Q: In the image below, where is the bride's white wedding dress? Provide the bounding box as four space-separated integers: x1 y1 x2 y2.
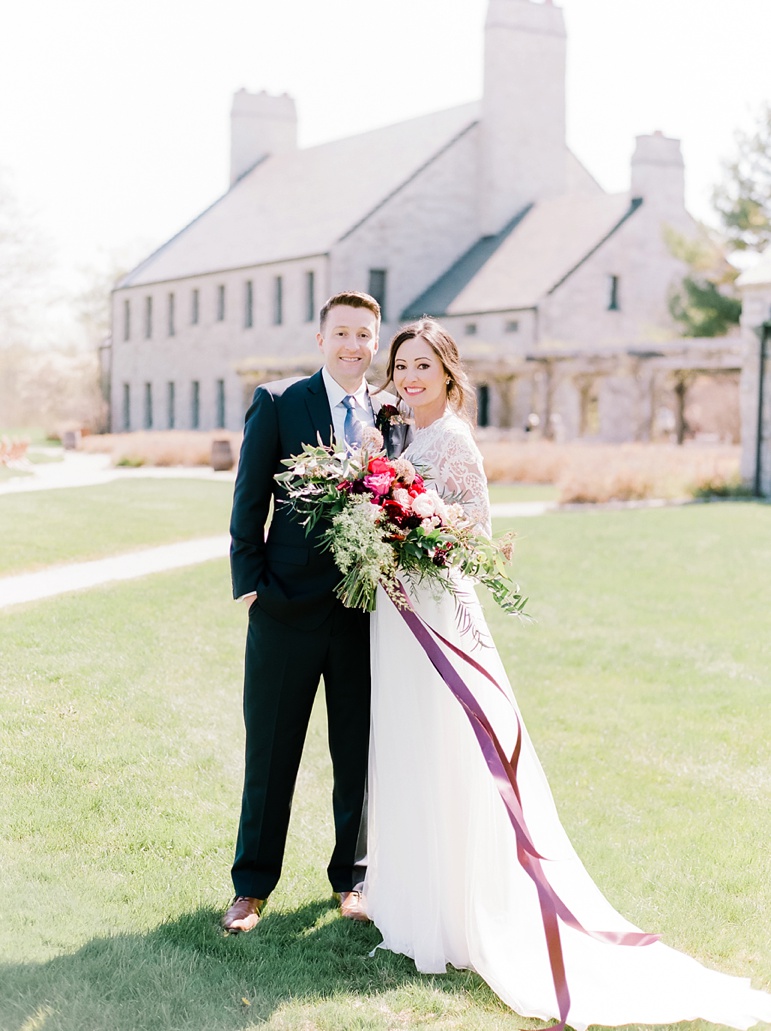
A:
363 409 771 1030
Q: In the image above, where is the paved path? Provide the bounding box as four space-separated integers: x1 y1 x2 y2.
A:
1 451 554 610
0 536 232 610
0 450 234 495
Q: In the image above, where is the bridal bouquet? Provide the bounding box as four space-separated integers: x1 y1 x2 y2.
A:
275 426 527 616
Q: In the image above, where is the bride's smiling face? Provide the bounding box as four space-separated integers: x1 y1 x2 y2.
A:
392 336 448 425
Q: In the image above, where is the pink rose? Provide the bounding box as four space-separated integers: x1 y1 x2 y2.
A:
364 471 393 496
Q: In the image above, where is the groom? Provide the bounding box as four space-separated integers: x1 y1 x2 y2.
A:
224 290 407 932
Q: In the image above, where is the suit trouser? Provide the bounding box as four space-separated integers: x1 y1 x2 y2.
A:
231 597 371 900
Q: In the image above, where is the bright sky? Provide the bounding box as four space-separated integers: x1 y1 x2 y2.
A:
2 0 770 341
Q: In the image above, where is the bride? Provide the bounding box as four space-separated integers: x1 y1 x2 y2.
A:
362 318 771 1031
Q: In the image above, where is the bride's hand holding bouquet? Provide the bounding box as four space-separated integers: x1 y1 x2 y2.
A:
275 425 528 617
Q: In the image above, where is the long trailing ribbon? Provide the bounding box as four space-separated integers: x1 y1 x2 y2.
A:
392 581 659 1031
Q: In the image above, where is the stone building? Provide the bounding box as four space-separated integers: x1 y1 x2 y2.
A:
737 247 771 495
110 0 723 439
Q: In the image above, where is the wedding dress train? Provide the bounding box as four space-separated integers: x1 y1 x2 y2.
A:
363 411 771 1030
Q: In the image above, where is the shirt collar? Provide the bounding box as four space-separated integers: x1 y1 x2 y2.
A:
321 366 371 409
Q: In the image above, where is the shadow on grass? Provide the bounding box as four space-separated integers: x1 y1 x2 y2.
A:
1 900 497 1031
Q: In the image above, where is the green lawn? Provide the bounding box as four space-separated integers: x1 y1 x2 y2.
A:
0 502 769 1030
0 426 61 447
488 483 559 504
0 465 33 483
27 449 65 465
0 479 234 576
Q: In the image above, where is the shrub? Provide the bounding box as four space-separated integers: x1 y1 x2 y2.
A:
0 435 29 466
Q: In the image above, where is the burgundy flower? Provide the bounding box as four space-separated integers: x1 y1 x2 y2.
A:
375 404 406 432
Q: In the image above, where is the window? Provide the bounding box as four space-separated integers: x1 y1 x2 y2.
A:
217 284 226 322
465 322 477 336
244 280 253 328
191 381 200 429
368 269 387 319
167 381 176 429
477 384 490 427
167 293 175 336
144 296 153 338
122 383 131 431
216 379 226 429
505 319 519 333
123 299 130 341
191 288 200 325
273 275 283 325
305 270 315 322
143 382 153 429
608 275 620 311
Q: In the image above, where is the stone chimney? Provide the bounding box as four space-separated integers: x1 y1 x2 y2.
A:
479 0 567 236
630 131 685 210
230 89 298 186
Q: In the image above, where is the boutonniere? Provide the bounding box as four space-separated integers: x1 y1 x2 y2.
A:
375 404 407 434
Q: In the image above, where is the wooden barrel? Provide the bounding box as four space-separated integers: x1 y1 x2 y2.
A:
211 438 234 471
62 429 81 450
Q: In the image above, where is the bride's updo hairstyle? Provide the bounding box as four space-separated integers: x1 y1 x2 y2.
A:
383 318 476 423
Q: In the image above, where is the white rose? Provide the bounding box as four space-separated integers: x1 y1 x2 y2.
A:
432 495 449 521
411 493 438 518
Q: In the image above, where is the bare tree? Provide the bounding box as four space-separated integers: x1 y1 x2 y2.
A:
713 103 771 254
0 172 50 347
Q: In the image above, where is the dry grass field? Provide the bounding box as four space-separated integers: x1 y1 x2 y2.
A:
79 430 744 504
479 438 742 503
80 429 243 468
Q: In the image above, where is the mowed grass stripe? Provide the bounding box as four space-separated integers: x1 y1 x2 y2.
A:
0 478 234 577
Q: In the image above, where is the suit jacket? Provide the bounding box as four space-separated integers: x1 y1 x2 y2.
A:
230 370 408 629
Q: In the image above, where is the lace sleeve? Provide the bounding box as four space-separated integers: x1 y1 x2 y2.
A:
408 416 492 536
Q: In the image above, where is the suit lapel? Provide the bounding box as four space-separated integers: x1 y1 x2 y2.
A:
369 385 383 417
304 370 335 446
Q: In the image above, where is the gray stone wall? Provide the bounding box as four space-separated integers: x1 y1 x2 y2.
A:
111 254 330 432
331 125 481 333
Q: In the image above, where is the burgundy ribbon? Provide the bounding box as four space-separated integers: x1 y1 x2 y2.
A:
391 582 659 1031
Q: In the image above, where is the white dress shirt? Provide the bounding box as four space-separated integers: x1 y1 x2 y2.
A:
322 367 375 445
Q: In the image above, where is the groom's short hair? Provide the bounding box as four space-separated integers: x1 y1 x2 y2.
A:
319 291 381 332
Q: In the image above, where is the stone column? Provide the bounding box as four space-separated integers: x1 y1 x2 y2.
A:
737 248 771 495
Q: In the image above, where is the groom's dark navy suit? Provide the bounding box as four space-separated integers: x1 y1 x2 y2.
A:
229 369 406 900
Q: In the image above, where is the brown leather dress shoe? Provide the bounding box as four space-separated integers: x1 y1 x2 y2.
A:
222 896 267 933
334 889 370 923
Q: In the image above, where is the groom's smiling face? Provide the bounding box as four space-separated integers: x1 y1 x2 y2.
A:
317 305 380 391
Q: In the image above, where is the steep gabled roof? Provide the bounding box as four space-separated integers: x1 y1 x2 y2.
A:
402 192 643 317
402 205 533 319
119 103 480 288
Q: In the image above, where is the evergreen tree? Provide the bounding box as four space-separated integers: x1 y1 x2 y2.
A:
665 226 741 338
